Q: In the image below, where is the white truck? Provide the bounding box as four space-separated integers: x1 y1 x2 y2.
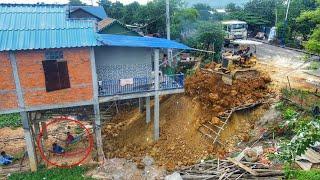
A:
222 20 248 46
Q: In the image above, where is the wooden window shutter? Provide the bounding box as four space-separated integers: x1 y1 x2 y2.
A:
42 60 61 92
57 61 71 89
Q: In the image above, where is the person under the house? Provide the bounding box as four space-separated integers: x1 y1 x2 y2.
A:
66 132 75 145
65 132 81 146
0 151 13 165
52 143 65 154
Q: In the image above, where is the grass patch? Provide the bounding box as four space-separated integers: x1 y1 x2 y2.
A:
0 113 21 128
8 166 93 180
309 61 320 70
286 169 320 180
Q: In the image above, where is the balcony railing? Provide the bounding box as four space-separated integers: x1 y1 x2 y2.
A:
98 74 184 97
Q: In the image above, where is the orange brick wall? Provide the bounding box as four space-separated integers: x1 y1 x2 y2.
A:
0 52 18 111
15 48 94 108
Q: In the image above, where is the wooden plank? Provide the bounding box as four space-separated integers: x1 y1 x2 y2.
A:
227 157 258 176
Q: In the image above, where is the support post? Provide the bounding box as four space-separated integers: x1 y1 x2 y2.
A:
9 52 37 171
34 121 40 136
90 48 105 162
41 122 48 140
139 98 144 113
154 49 160 141
146 96 151 124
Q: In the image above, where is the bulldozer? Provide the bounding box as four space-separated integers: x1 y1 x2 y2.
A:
204 40 262 85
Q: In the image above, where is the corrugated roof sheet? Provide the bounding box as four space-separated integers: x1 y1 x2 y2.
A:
98 17 116 31
0 4 98 51
71 6 107 20
97 34 191 50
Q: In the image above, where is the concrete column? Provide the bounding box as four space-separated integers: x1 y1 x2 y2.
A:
21 112 37 171
9 52 37 171
154 49 160 140
90 48 105 161
139 98 144 113
146 96 151 124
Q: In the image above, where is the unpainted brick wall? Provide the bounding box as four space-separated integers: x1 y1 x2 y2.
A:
15 48 94 108
0 52 18 111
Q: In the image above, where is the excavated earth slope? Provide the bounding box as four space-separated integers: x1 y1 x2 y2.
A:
103 63 272 170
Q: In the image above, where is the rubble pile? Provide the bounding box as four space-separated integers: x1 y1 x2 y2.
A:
102 63 272 170
185 63 272 115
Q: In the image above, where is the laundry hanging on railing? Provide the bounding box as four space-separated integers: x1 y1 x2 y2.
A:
120 78 134 86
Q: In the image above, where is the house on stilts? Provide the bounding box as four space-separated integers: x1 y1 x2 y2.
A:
0 3 191 171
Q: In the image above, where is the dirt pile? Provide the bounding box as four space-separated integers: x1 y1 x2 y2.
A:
185 63 272 115
102 63 272 170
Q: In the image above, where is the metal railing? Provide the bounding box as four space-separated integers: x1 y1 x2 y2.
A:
98 74 184 97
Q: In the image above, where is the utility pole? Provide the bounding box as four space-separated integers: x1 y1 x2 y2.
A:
285 0 291 21
275 8 278 25
166 0 173 66
282 0 291 46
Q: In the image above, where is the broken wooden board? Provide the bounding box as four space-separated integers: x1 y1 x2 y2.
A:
296 148 320 170
227 157 258 176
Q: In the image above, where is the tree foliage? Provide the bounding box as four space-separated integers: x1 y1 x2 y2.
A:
171 8 199 39
68 0 85 6
297 0 320 53
100 0 183 35
187 22 225 61
192 3 211 21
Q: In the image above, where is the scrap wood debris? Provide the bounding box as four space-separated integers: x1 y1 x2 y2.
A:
179 158 284 180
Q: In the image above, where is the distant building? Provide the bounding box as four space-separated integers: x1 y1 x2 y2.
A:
98 18 141 36
215 9 226 13
69 6 107 21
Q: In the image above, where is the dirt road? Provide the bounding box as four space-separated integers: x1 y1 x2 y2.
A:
255 43 319 90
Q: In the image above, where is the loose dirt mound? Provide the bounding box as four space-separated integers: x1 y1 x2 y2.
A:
103 63 272 170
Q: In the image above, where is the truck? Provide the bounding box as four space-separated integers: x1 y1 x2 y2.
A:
222 20 248 47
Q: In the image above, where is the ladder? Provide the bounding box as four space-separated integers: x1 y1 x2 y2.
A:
198 101 263 145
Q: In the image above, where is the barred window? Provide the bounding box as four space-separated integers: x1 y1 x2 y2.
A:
45 50 63 60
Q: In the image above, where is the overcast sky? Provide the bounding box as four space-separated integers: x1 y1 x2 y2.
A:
0 0 151 5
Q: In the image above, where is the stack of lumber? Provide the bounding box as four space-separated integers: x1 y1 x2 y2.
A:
179 158 283 180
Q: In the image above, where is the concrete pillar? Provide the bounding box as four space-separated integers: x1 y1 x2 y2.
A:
9 52 37 171
93 103 104 161
90 48 105 161
146 96 151 124
154 49 160 140
21 112 38 171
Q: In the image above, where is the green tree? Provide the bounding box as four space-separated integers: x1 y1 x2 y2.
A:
244 0 282 26
297 0 320 53
225 3 241 12
187 22 225 61
193 3 212 21
68 0 85 5
123 2 142 25
171 8 199 39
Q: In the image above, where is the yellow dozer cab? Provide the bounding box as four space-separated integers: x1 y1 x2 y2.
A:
219 40 262 85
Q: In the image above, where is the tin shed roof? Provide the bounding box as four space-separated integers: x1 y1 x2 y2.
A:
0 4 98 51
71 6 107 20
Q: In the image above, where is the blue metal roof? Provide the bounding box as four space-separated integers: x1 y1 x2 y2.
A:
71 6 107 20
0 4 98 51
97 34 191 50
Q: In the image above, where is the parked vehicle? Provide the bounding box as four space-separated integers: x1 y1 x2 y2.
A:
222 20 248 47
